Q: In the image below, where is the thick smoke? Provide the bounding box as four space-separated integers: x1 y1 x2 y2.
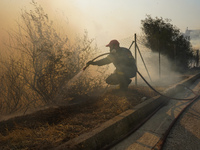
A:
131 46 182 87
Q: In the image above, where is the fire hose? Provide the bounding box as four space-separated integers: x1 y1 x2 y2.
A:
83 53 199 100
83 53 110 71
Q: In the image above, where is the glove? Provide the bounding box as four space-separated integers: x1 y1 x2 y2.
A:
86 61 95 66
83 61 95 71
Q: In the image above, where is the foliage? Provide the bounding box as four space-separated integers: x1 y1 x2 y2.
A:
0 1 105 114
141 15 194 71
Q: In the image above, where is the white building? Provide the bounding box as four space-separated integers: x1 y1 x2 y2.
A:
184 27 200 41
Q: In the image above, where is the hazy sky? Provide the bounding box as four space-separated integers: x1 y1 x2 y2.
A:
0 0 200 46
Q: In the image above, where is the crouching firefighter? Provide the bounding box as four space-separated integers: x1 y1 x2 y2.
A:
87 39 137 91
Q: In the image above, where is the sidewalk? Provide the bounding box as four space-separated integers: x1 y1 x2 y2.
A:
111 79 200 150
163 79 200 150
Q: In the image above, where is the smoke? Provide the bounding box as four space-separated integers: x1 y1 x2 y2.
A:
0 1 83 48
135 49 182 87
191 39 200 50
0 1 99 116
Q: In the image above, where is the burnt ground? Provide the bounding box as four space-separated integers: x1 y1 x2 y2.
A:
0 72 197 150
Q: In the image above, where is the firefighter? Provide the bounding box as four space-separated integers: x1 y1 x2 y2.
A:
87 39 137 91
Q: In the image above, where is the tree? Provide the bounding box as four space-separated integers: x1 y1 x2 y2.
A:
0 0 104 114
141 15 194 71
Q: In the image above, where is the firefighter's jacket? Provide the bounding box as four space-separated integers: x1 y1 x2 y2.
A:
93 47 137 78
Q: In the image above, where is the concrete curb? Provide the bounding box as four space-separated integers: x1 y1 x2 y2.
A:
55 73 200 150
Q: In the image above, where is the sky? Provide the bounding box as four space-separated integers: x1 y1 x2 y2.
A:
0 0 200 46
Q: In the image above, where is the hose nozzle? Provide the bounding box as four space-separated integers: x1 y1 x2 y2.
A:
83 64 90 71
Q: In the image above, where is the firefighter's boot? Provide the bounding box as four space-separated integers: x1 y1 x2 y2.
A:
119 79 132 91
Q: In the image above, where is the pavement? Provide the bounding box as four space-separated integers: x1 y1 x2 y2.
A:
111 78 200 150
162 79 200 150
55 73 200 150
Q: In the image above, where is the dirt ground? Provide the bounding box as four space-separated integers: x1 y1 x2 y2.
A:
0 73 194 149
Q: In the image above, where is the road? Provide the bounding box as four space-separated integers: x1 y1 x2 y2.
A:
163 80 200 150
110 79 200 150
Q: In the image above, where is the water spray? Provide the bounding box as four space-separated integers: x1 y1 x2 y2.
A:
83 53 199 100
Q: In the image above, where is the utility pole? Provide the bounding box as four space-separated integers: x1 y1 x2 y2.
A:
135 33 137 85
158 40 161 79
196 50 199 67
174 44 177 69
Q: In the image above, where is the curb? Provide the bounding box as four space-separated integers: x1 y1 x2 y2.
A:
55 73 200 150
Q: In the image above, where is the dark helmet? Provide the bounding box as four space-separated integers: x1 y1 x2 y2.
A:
106 40 120 47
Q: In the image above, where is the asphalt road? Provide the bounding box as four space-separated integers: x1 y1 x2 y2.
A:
111 79 200 150
163 80 200 150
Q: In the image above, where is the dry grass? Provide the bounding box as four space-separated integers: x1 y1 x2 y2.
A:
0 85 164 150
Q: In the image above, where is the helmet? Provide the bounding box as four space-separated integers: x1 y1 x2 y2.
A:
106 40 120 47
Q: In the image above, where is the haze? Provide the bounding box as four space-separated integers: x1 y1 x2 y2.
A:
0 0 200 46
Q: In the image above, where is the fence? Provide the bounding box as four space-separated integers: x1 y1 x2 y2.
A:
96 34 152 85
96 33 200 86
